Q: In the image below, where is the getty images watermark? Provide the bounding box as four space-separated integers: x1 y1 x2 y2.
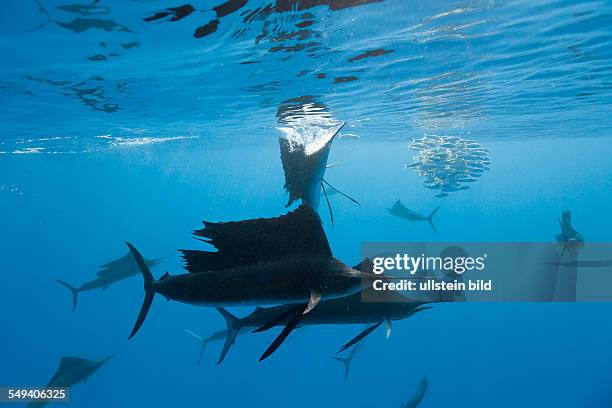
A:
360 242 612 302
370 251 489 293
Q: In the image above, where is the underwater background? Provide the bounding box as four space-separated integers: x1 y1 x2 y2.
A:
1 0 612 407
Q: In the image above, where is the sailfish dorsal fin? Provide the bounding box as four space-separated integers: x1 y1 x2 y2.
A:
181 204 332 273
97 252 132 277
57 357 87 372
279 137 334 207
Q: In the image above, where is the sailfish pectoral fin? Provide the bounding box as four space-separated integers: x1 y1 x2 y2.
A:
303 290 321 314
259 304 307 362
384 316 392 339
218 328 239 365
337 322 382 354
252 304 304 333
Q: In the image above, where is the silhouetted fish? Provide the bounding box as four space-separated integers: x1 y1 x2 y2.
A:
387 200 440 234
553 210 584 301
402 377 428 408
275 0 384 12
555 210 584 247
27 354 115 408
331 334 365 380
279 122 359 225
195 283 430 364
143 4 196 23
54 251 163 310
127 205 378 339
279 122 344 209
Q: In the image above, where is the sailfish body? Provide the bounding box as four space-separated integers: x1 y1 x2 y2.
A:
192 287 430 364
230 289 426 327
388 200 440 234
127 204 369 338
402 377 428 408
154 255 356 306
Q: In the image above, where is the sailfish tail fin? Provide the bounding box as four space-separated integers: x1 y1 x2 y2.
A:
427 205 441 235
184 329 207 366
331 356 352 380
125 242 156 339
216 308 243 365
53 279 79 311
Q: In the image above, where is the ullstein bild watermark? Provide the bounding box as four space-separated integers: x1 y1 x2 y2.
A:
359 242 612 303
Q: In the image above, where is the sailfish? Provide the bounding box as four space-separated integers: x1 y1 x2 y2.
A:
186 289 430 365
186 260 431 365
27 354 115 408
279 122 359 225
388 200 440 234
402 377 429 408
126 205 386 344
54 251 163 310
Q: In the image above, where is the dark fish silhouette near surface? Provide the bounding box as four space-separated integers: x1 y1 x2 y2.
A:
388 200 440 234
279 122 342 210
27 354 115 408
127 204 380 341
402 377 428 408
280 122 359 225
54 251 163 310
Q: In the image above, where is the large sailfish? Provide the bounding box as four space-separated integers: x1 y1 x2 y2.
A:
126 205 383 341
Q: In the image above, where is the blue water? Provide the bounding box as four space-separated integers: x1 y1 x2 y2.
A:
1 0 612 407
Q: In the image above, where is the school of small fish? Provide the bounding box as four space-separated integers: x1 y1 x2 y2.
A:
406 135 491 198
